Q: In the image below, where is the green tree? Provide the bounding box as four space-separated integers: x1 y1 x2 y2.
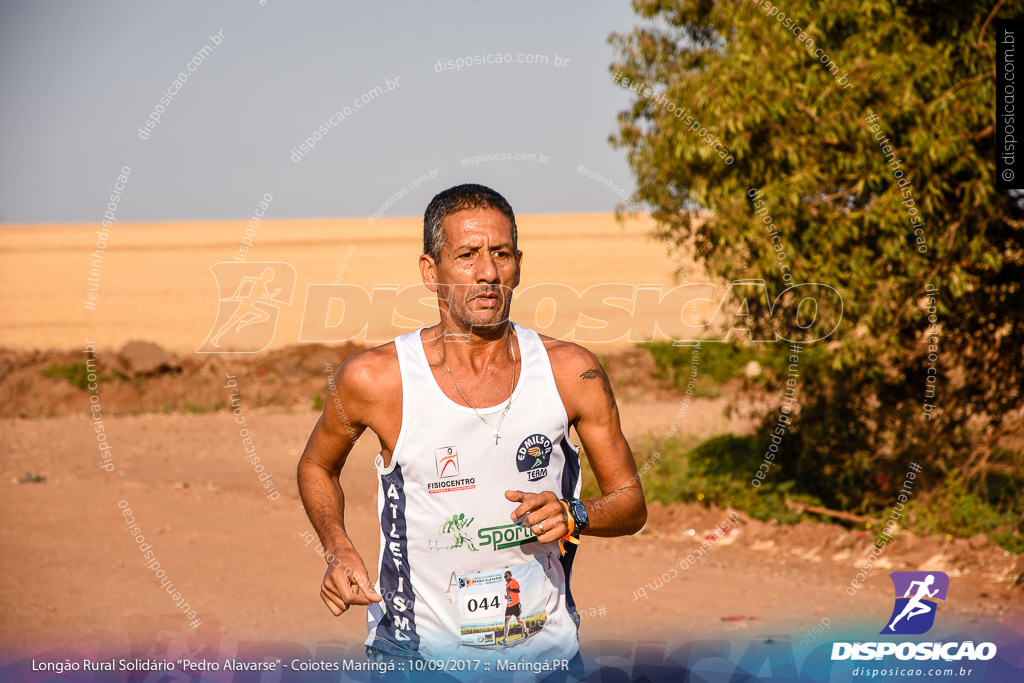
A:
610 0 1023 520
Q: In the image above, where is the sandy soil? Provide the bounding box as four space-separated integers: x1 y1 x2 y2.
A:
1 407 1020 662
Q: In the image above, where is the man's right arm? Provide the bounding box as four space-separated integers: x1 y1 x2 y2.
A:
296 349 388 615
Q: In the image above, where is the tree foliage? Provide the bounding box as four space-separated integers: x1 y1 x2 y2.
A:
610 0 1024 518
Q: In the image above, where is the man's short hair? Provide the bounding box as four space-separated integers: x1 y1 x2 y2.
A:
423 184 517 261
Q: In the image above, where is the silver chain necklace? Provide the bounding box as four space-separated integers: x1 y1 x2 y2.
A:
434 330 518 445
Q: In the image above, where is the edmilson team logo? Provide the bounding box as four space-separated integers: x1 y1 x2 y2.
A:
880 571 949 635
516 434 552 482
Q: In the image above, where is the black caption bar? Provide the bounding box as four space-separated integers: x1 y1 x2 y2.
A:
997 19 1024 189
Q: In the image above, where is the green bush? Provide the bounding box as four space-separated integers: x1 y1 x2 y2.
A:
612 0 1024 558
179 399 226 415
44 362 92 391
646 340 752 390
671 434 822 523
645 339 822 394
907 468 1024 555
44 361 127 390
581 431 1023 553
582 433 823 524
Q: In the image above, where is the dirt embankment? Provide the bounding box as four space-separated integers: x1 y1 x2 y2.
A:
0 341 681 419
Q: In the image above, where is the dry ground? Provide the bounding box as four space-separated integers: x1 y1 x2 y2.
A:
1 217 1021 666
1 407 1020 660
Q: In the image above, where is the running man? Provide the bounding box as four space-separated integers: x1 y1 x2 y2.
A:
888 574 939 631
297 184 647 672
501 570 527 646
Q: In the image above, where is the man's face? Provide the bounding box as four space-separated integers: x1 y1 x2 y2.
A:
420 207 522 334
504 573 511 583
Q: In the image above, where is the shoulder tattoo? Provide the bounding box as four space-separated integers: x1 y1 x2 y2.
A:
579 367 615 402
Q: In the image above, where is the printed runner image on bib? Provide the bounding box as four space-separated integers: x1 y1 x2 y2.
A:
455 559 549 648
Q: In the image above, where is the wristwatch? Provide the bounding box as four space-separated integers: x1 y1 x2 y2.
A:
567 498 589 532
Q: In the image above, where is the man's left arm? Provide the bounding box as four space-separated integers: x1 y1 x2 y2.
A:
507 343 647 541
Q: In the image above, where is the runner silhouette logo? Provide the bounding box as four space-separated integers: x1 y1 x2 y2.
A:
880 571 949 635
196 262 296 353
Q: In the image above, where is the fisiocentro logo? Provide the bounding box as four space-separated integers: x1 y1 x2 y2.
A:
831 571 997 662
477 523 537 550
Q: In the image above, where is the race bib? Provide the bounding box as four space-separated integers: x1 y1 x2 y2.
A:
455 559 549 648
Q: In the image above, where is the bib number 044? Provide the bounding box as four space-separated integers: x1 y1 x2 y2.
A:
461 591 502 621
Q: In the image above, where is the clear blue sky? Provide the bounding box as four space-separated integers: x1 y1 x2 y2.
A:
0 0 644 224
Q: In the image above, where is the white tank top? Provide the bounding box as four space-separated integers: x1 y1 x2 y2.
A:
365 322 582 663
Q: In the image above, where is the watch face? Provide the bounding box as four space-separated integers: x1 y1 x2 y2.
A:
571 500 588 529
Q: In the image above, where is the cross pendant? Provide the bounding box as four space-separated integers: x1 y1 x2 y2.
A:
494 433 501 445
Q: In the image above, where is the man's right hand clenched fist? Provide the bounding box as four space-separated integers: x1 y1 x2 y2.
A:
320 549 382 615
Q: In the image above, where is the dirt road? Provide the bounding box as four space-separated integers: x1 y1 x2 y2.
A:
2 408 1019 663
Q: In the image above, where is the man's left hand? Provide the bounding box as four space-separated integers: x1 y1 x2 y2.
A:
506 490 569 543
